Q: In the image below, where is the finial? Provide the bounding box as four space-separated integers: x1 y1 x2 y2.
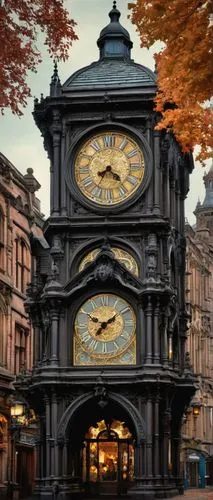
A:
109 0 120 22
51 60 59 84
50 60 61 97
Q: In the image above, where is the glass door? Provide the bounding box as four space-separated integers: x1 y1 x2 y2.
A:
98 441 118 482
83 419 135 495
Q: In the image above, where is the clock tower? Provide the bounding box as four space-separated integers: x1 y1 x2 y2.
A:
23 3 196 499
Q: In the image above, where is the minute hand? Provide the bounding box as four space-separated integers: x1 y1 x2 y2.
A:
105 312 119 325
95 313 119 335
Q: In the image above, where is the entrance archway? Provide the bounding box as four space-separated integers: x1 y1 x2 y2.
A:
57 391 146 496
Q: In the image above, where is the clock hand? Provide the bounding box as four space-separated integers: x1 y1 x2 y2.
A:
95 312 119 335
105 312 119 325
97 170 106 178
97 169 107 185
95 325 104 336
111 171 121 181
87 313 99 323
95 320 108 336
97 165 112 180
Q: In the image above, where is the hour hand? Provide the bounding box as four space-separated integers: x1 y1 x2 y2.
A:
96 326 103 336
97 170 106 178
112 172 120 181
87 313 99 323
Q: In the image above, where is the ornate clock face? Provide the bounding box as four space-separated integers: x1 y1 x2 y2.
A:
79 247 139 276
74 131 145 206
74 293 136 366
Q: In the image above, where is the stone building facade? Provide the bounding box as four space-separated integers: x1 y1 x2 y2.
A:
0 153 43 497
181 164 213 488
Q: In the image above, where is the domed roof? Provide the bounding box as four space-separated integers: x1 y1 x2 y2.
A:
63 59 156 91
62 2 156 92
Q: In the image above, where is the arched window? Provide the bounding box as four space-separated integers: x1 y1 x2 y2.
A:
0 305 6 367
15 238 30 293
15 324 29 374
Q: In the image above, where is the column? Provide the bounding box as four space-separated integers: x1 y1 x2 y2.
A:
153 396 160 478
162 315 168 365
35 438 41 480
62 439 68 478
165 165 170 218
153 131 161 215
145 297 152 364
50 310 59 365
170 179 175 226
162 408 170 477
61 124 67 216
52 393 58 477
153 300 160 364
52 131 61 216
45 396 51 478
146 396 153 479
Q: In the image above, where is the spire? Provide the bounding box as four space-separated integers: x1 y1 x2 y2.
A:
97 1 133 60
202 161 213 208
50 61 61 97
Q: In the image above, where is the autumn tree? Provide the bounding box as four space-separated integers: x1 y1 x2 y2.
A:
128 0 213 163
0 0 77 115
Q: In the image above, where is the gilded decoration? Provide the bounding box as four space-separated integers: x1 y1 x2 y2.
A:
74 293 136 366
79 247 139 276
74 132 145 206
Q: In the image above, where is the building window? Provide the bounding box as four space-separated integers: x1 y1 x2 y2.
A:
15 238 30 293
0 208 4 271
15 325 28 375
0 311 3 365
0 309 7 367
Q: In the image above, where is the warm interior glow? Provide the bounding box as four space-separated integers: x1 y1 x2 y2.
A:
0 414 7 423
193 406 200 416
10 402 24 417
86 419 132 439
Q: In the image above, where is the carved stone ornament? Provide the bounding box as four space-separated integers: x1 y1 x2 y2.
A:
94 260 114 282
184 351 193 371
94 378 108 408
94 245 115 282
50 235 64 258
146 254 157 279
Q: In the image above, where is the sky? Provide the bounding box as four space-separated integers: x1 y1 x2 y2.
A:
0 0 208 224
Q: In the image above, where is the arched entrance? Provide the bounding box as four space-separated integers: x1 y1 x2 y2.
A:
83 419 134 495
57 390 146 497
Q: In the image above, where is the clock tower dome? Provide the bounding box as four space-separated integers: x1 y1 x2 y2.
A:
23 3 196 499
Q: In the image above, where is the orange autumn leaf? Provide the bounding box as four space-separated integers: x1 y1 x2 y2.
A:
128 0 213 163
0 0 78 116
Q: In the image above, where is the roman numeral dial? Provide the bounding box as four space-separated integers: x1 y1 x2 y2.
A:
74 131 145 206
74 293 136 366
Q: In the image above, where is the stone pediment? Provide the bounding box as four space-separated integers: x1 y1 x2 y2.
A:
64 245 143 299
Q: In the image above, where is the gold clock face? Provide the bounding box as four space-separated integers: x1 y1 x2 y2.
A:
74 293 136 366
74 132 145 206
79 247 139 276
